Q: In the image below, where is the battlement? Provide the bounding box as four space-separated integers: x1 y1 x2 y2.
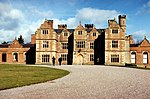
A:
119 15 126 18
58 24 67 29
85 24 94 29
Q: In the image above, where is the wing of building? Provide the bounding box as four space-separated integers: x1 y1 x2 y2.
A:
0 15 150 67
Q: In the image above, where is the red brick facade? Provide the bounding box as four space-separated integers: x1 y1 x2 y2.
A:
0 39 35 64
130 37 150 67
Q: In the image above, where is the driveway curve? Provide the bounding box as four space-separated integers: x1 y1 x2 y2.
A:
1 65 150 99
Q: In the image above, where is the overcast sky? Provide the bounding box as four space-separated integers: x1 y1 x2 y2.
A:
0 0 150 43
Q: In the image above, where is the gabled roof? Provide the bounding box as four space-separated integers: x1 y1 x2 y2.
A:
139 37 150 47
54 29 63 34
9 39 23 48
130 37 150 47
0 39 34 48
68 29 75 33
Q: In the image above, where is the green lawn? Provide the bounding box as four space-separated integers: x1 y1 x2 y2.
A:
0 64 69 90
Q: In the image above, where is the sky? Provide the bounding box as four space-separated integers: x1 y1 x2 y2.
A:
0 0 150 43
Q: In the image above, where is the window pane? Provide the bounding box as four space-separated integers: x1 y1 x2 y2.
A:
112 30 118 34
76 41 85 48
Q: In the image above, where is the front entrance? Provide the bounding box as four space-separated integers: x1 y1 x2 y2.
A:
76 54 83 65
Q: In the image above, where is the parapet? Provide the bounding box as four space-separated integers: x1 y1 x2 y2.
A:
85 24 94 29
119 15 126 19
58 24 67 29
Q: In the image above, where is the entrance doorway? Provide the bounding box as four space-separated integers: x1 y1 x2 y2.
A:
77 54 83 65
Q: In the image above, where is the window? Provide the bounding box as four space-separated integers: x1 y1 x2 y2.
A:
61 54 67 61
78 31 82 35
76 41 85 48
112 29 118 34
13 53 18 62
62 43 68 49
2 53 6 62
112 41 118 48
93 32 96 36
43 41 49 48
90 42 94 49
143 52 148 64
42 55 50 63
131 52 136 64
111 55 119 62
90 54 94 61
64 32 68 36
43 30 48 34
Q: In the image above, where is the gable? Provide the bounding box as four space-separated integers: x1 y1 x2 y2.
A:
9 39 23 48
75 24 85 30
139 39 150 47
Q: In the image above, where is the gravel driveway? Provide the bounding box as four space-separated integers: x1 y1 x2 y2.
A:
1 65 150 99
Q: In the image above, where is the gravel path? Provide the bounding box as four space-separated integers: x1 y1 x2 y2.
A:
1 65 150 99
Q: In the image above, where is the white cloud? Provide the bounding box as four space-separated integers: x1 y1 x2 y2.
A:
76 8 121 27
52 8 121 29
0 2 44 43
132 30 150 42
0 2 24 30
0 3 121 43
28 7 54 19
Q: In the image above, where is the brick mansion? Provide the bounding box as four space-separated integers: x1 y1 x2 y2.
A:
0 15 150 67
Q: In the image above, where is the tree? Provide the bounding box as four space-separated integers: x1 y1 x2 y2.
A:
18 35 24 44
1 41 8 44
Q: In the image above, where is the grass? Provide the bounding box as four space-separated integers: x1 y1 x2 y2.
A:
0 64 69 90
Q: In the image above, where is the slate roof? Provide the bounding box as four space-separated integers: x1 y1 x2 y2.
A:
0 44 9 48
23 44 35 48
0 44 35 48
130 44 139 47
54 28 105 34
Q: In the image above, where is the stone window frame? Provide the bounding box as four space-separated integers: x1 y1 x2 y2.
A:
43 41 49 48
111 54 119 62
42 29 49 34
90 42 94 49
61 54 67 61
93 32 96 36
64 32 68 36
112 40 118 48
112 29 118 34
42 54 50 63
90 54 94 61
76 41 85 48
78 31 82 35
62 43 68 49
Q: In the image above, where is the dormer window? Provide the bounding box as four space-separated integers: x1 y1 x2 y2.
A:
112 29 118 34
78 31 82 35
64 32 68 36
43 30 48 34
93 32 96 36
